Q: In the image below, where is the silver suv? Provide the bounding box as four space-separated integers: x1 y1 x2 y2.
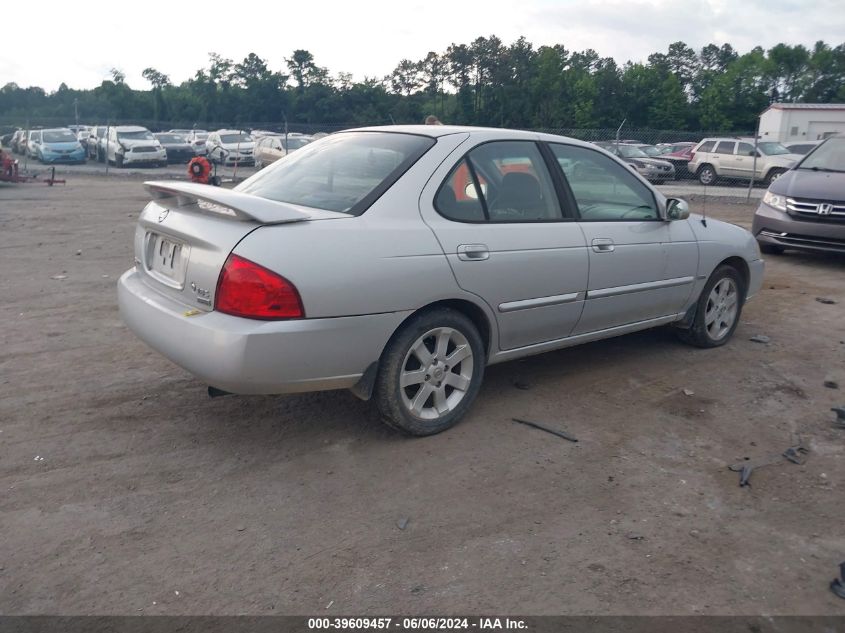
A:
689 138 801 185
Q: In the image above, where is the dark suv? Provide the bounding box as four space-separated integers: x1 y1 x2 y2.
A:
752 136 845 255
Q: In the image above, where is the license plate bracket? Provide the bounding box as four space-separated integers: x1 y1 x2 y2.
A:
144 232 190 288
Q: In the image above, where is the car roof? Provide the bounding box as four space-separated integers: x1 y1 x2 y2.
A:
114 126 149 132
345 124 603 150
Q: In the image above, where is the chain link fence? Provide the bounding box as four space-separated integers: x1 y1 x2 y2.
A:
4 118 786 189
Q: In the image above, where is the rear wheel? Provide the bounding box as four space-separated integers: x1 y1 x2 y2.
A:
677 265 745 348
698 164 717 185
374 309 485 436
766 168 786 185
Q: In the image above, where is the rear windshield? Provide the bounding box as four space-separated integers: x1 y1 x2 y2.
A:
237 132 435 215
638 145 661 156
43 130 77 143
155 134 186 143
220 133 252 144
118 130 154 141
616 145 649 159
797 138 845 172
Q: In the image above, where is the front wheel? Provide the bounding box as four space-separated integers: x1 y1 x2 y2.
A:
374 309 485 436
115 154 124 168
677 265 745 348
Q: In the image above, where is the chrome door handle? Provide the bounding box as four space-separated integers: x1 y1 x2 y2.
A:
591 238 615 253
457 244 490 261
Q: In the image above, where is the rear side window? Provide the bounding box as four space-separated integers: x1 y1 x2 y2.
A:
435 141 562 223
237 132 434 215
697 140 716 153
714 141 736 155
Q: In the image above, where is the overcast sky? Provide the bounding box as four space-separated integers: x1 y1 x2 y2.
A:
2 0 843 91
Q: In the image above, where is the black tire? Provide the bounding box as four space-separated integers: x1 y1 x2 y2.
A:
697 164 717 186
374 308 486 436
115 154 124 168
766 168 786 185
759 242 784 255
677 264 746 348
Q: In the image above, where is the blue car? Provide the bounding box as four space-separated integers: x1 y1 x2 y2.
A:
37 128 86 164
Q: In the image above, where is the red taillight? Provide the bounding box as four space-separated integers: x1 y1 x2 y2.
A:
215 254 304 320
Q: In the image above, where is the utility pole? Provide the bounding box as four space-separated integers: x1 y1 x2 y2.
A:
74 99 79 130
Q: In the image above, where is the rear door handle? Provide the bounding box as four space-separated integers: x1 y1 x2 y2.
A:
591 238 615 253
457 244 489 261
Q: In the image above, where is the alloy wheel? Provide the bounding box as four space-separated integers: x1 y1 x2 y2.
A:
399 327 474 420
704 278 738 341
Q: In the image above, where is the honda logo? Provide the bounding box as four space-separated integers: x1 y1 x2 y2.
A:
818 203 833 216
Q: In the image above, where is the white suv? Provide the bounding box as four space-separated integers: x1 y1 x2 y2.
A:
688 138 801 186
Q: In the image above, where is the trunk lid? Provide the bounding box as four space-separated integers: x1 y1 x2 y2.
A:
134 181 348 311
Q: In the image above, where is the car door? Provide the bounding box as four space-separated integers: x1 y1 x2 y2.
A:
419 137 589 351
711 140 739 177
548 142 698 334
731 141 756 179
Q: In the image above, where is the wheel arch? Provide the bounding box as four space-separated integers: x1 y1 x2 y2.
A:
716 255 750 295
350 297 495 401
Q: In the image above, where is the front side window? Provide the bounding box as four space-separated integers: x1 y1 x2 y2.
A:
550 143 659 221
237 132 435 215
737 142 755 155
435 141 562 223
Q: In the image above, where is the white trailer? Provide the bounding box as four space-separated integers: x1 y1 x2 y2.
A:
759 103 845 144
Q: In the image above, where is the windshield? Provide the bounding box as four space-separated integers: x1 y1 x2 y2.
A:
118 130 154 141
220 133 253 144
757 142 790 156
43 130 77 143
192 133 208 141
616 145 649 159
155 134 186 144
237 132 435 214
638 145 661 156
798 138 845 171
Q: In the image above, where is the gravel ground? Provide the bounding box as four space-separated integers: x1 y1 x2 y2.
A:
0 177 843 615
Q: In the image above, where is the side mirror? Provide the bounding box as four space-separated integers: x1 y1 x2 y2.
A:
665 198 690 221
747 150 755 156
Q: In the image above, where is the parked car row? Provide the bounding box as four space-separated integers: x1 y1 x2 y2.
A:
3 125 314 168
596 138 805 186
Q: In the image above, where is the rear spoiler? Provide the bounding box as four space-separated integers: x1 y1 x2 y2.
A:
144 181 312 225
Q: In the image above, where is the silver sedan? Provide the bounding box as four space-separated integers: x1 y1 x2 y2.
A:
119 126 764 435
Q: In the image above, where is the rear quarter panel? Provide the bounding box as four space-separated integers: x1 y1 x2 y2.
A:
232 132 494 321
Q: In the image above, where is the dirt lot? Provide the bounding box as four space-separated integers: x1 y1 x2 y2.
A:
1 176 844 615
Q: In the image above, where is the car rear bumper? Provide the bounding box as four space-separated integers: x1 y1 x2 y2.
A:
118 269 410 395
752 202 845 254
